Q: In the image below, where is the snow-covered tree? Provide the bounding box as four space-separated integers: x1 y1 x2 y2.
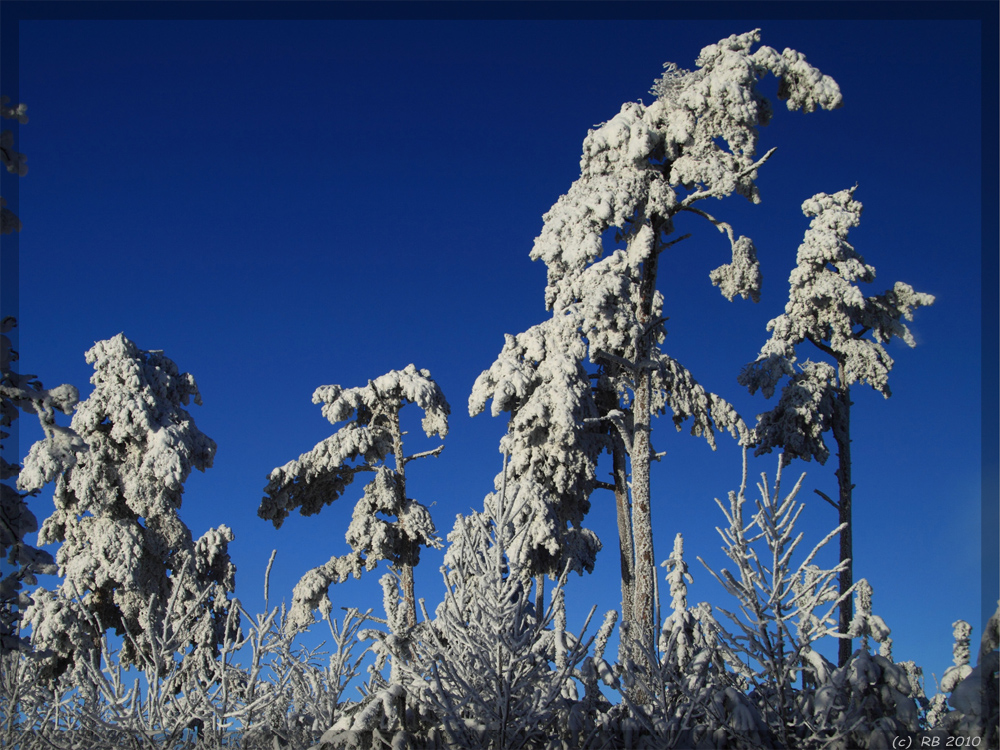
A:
0 317 81 653
18 333 236 682
738 187 934 666
261 365 449 630
469 317 603 593
478 29 843 663
0 96 27 235
698 452 856 747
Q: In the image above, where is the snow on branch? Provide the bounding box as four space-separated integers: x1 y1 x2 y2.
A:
260 424 386 528
314 364 450 440
650 351 750 449
745 360 838 463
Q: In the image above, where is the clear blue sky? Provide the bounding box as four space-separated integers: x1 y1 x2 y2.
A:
4 6 995 690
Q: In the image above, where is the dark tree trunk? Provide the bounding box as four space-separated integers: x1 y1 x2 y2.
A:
594 373 636 661
388 407 418 630
832 370 854 668
613 436 634 660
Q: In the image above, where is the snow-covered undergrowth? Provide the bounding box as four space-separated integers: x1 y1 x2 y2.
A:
2 455 996 749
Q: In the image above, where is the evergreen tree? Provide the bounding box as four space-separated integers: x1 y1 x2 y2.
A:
390 455 617 750
738 187 934 666
477 29 843 663
698 452 852 747
469 317 603 586
261 365 449 630
19 334 236 682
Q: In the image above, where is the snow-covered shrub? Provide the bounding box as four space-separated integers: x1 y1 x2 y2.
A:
18 334 235 684
261 365 449 631
0 317 81 653
925 604 1000 747
1 551 372 749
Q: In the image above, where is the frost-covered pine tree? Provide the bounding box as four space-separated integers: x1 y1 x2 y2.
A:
469 317 603 596
18 334 236 681
0 317 82 653
480 30 843 661
738 187 934 666
261 365 449 630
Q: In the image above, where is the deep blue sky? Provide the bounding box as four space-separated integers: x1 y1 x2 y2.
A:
5 8 994 689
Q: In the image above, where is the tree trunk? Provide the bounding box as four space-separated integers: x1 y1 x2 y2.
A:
388 406 418 630
630 221 662 655
631 368 655 651
535 575 545 627
594 374 635 661
613 438 634 651
400 564 416 630
833 372 854 667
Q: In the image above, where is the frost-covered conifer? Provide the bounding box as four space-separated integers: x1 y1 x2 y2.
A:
698 452 852 747
19 334 235 681
612 532 773 749
469 317 602 583
261 365 449 630
0 317 81 653
739 187 934 665
478 30 843 662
